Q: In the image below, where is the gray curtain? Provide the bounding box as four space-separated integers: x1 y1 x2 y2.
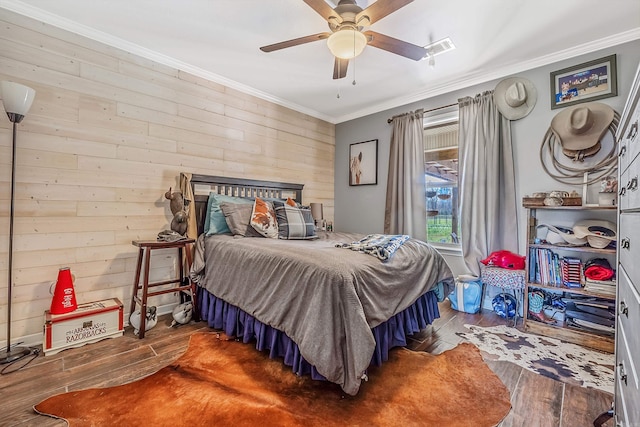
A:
458 91 517 277
384 109 426 240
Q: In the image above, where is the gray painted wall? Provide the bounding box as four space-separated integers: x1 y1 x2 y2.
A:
335 40 640 279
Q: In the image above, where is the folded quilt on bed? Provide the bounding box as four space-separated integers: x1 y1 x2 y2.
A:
336 233 410 261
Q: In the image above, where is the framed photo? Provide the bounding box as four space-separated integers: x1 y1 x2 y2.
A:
349 139 377 186
550 54 617 109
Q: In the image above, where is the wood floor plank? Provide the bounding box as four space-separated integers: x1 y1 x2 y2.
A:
0 304 618 427
68 350 181 390
561 383 614 427
484 360 524 394
505 368 564 427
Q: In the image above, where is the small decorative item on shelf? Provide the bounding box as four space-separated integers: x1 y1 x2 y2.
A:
598 176 618 206
543 195 564 207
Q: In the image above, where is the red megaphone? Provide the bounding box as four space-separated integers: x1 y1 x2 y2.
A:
50 267 78 314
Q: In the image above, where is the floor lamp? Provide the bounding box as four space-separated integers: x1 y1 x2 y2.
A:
1 81 36 364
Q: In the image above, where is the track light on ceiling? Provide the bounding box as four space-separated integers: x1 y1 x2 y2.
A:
421 37 456 69
327 27 367 59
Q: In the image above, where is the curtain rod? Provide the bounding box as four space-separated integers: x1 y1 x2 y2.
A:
387 102 458 123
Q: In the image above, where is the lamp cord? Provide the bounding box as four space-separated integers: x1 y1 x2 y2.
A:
1 348 39 375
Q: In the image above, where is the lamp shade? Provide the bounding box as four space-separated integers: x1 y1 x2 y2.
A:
310 203 324 221
327 29 367 59
1 81 36 116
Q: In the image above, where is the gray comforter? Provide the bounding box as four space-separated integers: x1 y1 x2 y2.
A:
196 231 453 395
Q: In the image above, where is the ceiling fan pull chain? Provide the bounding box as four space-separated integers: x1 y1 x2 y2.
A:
337 59 342 98
352 58 357 86
352 30 357 86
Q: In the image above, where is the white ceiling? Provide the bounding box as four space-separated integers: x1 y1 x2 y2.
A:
3 0 640 123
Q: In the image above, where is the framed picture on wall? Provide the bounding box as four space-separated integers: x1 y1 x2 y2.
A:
349 139 377 186
550 54 617 109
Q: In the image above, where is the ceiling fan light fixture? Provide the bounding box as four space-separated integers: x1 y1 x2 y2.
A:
327 28 367 59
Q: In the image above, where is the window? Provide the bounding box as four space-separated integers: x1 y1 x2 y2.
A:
424 111 460 246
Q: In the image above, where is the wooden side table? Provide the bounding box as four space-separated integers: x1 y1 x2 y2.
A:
130 239 196 338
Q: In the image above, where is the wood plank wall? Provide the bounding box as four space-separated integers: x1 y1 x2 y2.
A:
0 10 335 342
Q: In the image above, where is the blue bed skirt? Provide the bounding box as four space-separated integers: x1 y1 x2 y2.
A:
197 286 441 381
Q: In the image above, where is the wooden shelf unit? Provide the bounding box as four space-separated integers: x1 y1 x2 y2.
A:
523 205 616 352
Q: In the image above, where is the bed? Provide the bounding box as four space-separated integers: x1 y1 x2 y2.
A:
187 174 454 395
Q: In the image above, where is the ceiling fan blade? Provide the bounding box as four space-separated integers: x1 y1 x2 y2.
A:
365 30 427 61
357 0 413 26
333 57 349 79
260 32 331 52
303 0 342 23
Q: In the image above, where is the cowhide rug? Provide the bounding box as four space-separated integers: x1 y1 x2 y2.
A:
456 324 614 394
34 332 511 426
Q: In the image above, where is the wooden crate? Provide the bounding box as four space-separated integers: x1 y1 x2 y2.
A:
522 197 582 207
43 298 124 356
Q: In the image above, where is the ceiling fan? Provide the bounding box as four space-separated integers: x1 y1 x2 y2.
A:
259 0 428 80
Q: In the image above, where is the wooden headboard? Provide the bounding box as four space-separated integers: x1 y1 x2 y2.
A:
189 174 305 235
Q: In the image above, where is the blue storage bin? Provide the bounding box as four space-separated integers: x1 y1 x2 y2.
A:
448 279 483 314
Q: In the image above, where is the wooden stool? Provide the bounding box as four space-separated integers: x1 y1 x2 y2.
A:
130 239 196 338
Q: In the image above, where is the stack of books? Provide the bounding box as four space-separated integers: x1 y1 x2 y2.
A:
584 278 617 297
561 257 583 288
528 248 562 286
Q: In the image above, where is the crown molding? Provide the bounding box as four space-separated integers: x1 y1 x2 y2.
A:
3 0 639 125
0 0 337 123
335 27 640 123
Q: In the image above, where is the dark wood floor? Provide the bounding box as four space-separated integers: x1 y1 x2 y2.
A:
1 302 614 426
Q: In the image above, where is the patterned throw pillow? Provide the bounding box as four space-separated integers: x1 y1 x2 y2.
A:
250 197 278 238
272 200 317 240
218 202 263 237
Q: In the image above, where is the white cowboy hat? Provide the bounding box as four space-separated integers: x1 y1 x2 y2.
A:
550 102 615 151
494 77 537 120
572 219 616 249
537 224 586 246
